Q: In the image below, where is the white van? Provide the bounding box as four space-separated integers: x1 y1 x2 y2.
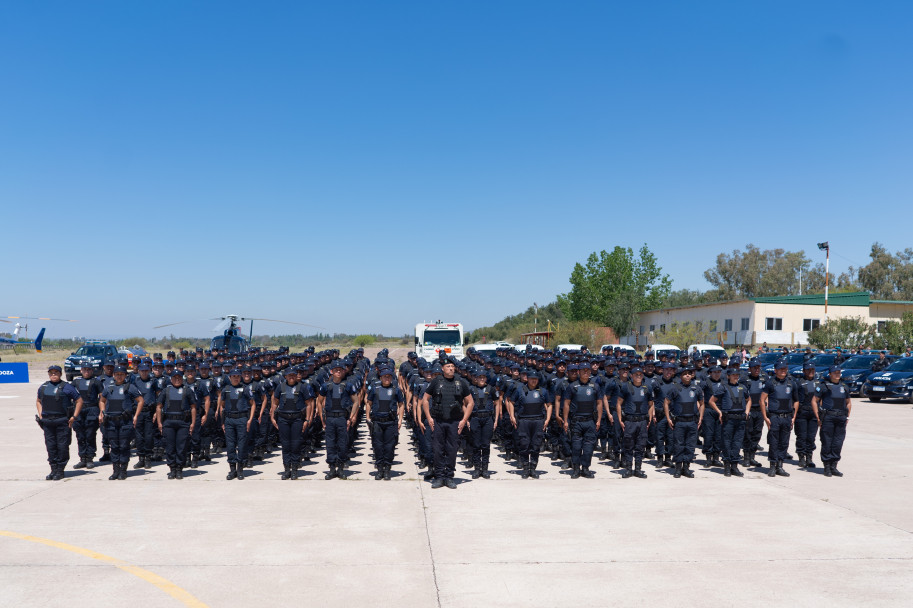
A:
556 344 585 352
688 344 728 365
602 344 636 356
650 343 682 359
471 344 500 357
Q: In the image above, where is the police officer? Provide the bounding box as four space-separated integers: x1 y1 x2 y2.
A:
740 358 767 467
761 361 798 477
708 368 750 477
317 360 358 480
468 369 500 479
70 364 101 469
132 363 156 470
815 365 851 477
155 371 196 479
616 367 653 479
701 366 725 467
420 358 473 489
795 362 820 469
508 371 552 479
36 365 83 480
219 369 256 480
664 366 703 479
98 366 144 480
654 362 678 468
562 364 606 479
365 368 405 481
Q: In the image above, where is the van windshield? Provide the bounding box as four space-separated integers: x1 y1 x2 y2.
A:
423 329 461 346
75 346 107 357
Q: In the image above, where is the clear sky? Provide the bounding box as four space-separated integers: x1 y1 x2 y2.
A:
1 1 910 339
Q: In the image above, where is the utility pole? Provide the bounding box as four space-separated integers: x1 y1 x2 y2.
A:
534 302 538 334
817 242 830 317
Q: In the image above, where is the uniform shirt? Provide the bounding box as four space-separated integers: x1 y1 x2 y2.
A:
562 379 603 418
367 381 404 419
101 382 143 416
469 384 499 415
221 384 255 414
319 379 358 414
132 376 156 410
617 381 653 416
762 376 798 414
797 378 818 412
510 384 552 418
424 375 472 421
718 382 749 412
70 376 102 407
816 380 849 414
703 377 726 408
157 385 196 416
668 383 703 417
37 380 81 417
740 372 768 408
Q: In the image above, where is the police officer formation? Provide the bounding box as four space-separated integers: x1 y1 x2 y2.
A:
35 343 853 485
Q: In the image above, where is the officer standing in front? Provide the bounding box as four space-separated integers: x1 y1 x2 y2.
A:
795 362 820 469
98 366 144 480
761 361 798 477
508 371 552 479
132 364 156 470
70 365 101 470
562 364 605 479
664 366 703 479
155 371 196 479
468 369 500 479
740 358 767 467
420 358 473 489
708 368 750 477
36 365 83 480
815 365 851 477
317 360 358 480
365 368 405 481
616 367 653 479
219 369 257 480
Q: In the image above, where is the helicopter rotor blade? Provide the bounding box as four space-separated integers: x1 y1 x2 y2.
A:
152 319 212 329
241 318 325 330
2 315 78 322
213 319 232 333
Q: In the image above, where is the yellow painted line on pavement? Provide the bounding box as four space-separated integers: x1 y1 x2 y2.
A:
0 530 209 608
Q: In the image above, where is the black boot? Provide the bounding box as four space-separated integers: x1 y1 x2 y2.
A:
622 462 633 479
824 462 832 477
731 462 744 477
767 462 777 477
383 465 391 481
830 463 843 477
118 463 127 480
204 448 212 461
167 466 176 480
571 464 581 479
749 451 762 466
776 460 790 477
741 453 750 466
100 448 111 462
806 455 816 469
655 456 666 468
46 466 56 480
481 466 491 479
282 464 292 480
175 466 183 480
521 464 530 479
471 466 481 480
73 457 86 469
674 462 682 478
190 454 199 469
227 463 237 480
664 455 674 467
633 461 647 479
582 466 595 478
683 463 694 478
724 462 732 477
52 465 65 480
85 457 95 469
336 464 348 480
133 457 145 470
108 464 119 481
797 454 806 468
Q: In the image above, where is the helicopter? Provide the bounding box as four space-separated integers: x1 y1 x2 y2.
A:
0 315 77 355
153 314 323 353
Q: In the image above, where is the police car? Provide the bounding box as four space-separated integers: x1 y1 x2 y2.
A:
861 357 913 403
837 354 899 396
789 353 839 380
64 340 118 381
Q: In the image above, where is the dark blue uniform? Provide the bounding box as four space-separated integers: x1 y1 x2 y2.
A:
70 376 102 465
425 375 472 484
717 381 748 468
37 380 81 476
319 379 357 472
563 379 603 476
221 384 254 470
468 383 499 475
795 377 820 466
817 379 850 475
740 371 767 465
510 383 552 476
156 384 195 473
100 381 143 471
618 381 653 475
702 376 725 462
667 382 703 475
654 377 678 465
132 374 157 466
274 379 312 477
366 381 404 474
763 375 798 471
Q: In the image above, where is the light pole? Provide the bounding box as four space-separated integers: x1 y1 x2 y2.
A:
817 242 830 317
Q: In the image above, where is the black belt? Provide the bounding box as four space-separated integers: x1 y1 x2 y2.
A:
225 411 249 419
278 411 303 420
373 416 395 422
164 412 190 421
325 411 347 418
772 412 792 418
42 414 67 420
624 415 648 422
724 412 746 420
824 409 847 416
471 412 493 418
675 415 697 422
573 414 594 420
519 415 545 419
750 405 761 410
106 413 131 422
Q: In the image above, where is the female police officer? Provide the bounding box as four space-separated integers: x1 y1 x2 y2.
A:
36 365 83 480
365 368 405 481
219 369 256 480
98 365 144 480
508 371 552 479
155 370 197 479
271 368 314 480
814 365 852 477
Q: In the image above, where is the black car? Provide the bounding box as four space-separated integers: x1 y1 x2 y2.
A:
838 354 899 396
861 357 913 403
64 341 118 381
789 353 839 380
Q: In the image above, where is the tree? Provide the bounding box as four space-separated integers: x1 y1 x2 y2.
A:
663 288 721 308
352 335 376 348
806 316 876 350
703 244 858 299
652 321 713 351
558 245 671 337
873 312 913 353
857 243 913 300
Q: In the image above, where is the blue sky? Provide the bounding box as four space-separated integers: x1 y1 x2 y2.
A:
1 2 910 339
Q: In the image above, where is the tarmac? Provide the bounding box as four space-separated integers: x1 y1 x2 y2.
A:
1 369 912 607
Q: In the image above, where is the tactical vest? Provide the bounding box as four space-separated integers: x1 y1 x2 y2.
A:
277 383 305 413
40 381 69 417
430 377 464 421
621 382 650 416
371 383 398 419
516 385 547 418
672 384 701 417
818 381 849 414
798 379 817 411
767 378 795 414
568 381 598 417
162 386 193 416
720 383 747 412
470 385 496 415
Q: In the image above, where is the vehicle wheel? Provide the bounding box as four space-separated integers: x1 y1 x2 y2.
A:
868 395 881 402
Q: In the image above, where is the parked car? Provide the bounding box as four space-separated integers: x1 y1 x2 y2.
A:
861 357 913 402
838 354 900 396
64 340 118 381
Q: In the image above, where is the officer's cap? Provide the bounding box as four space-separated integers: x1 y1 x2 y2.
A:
662 362 676 369
727 368 740 376
329 360 346 371
137 364 151 371
103 361 115 367
229 369 242 377
282 368 297 377
379 368 394 377
802 362 816 370
170 370 183 378
774 361 789 370
527 372 540 383
748 358 761 367
719 353 729 359
200 362 211 369
48 364 62 373
682 366 695 373
153 361 164 367
828 365 842 374
631 366 643 374
710 366 722 373
114 365 127 373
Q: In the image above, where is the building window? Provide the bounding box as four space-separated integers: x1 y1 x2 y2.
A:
660 324 666 333
724 319 733 331
803 319 820 332
639 326 645 335
709 320 717 332
649 324 655 332
741 318 750 331
766 317 783 331
877 321 887 333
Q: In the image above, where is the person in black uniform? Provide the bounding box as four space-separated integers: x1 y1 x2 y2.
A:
616 367 653 479
155 371 196 479
317 360 358 480
468 369 500 479
508 371 552 479
562 364 605 479
98 366 144 480
70 365 101 470
740 358 767 467
365 368 405 481
815 365 852 477
701 366 725 467
132 364 156 470
36 365 83 480
664 367 703 479
654 363 678 468
708 368 750 477
761 361 798 477
218 369 256 480
420 358 473 489
795 362 820 469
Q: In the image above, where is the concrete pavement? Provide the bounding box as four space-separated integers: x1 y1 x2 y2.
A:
1 370 912 607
